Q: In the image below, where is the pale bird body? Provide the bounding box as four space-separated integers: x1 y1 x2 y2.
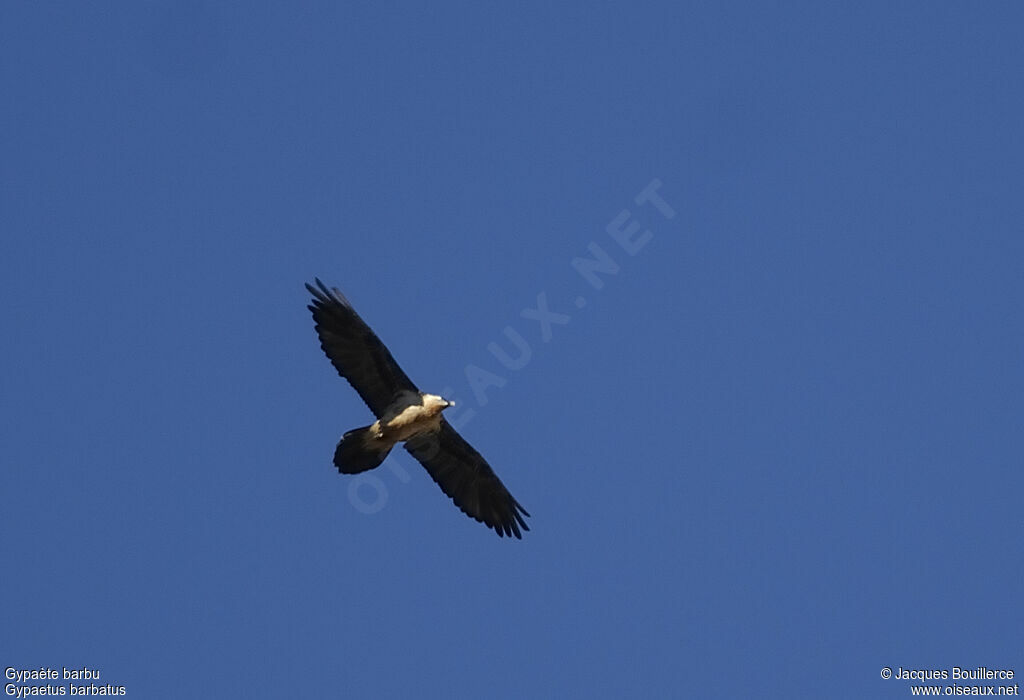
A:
372 391 450 442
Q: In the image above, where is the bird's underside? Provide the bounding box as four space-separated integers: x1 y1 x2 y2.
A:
306 279 530 539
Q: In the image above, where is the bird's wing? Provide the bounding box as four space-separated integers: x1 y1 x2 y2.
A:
405 419 530 538
306 278 419 417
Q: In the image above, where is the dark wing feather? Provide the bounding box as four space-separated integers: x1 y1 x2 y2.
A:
306 278 418 417
405 420 530 539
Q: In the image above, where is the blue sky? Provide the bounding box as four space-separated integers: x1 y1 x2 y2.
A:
2 2 1022 698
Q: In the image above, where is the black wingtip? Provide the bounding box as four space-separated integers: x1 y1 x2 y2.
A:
490 498 529 539
305 279 327 304
493 503 529 539
307 278 352 309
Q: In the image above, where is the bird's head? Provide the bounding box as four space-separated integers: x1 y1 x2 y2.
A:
422 393 455 412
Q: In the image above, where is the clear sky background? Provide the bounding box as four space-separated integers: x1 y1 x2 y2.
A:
2 3 1022 699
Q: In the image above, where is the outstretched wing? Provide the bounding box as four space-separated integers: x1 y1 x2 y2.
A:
405 420 530 539
306 278 419 417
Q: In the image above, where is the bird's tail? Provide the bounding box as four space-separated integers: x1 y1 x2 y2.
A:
334 426 393 474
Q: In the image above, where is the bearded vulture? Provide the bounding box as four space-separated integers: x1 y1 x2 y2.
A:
306 279 530 539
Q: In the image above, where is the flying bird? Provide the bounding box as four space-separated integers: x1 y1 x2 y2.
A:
306 278 530 539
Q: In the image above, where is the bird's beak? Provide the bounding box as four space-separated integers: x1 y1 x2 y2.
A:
445 400 456 408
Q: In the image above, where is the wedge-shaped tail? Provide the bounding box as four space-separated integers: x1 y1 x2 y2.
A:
334 426 393 474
